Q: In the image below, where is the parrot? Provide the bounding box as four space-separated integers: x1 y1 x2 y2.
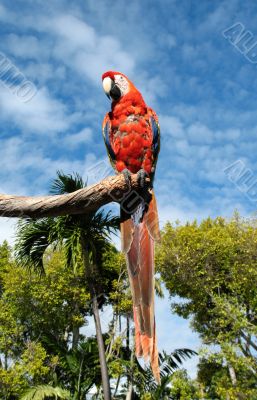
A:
101 71 161 383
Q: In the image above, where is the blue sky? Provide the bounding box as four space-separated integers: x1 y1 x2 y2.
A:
1 0 257 376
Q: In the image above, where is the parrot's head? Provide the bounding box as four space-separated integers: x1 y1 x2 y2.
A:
102 71 136 102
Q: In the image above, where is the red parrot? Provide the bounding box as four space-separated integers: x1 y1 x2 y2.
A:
102 71 161 383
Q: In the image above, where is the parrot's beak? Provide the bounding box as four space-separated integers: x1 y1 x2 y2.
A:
102 77 121 101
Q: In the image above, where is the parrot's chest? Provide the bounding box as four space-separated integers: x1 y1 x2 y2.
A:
110 114 153 174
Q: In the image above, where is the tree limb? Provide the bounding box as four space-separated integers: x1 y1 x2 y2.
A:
240 330 257 353
0 174 149 219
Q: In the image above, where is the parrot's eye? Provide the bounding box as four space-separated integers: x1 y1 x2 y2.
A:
110 84 121 101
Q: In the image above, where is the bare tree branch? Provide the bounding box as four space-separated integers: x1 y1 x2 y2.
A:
0 174 149 219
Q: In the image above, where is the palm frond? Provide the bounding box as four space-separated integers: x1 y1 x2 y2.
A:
20 385 71 400
15 171 119 285
159 348 198 377
63 227 82 273
50 170 86 195
61 339 101 395
88 210 120 236
135 348 197 393
15 218 57 274
50 172 120 243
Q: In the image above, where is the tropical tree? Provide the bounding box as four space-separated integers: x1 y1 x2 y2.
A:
15 171 120 400
157 215 257 399
128 348 197 399
169 369 200 400
60 337 102 399
0 241 94 398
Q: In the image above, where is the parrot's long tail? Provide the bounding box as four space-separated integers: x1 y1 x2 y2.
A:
121 191 160 383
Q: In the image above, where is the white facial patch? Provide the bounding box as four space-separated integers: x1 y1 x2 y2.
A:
115 74 129 96
103 77 113 95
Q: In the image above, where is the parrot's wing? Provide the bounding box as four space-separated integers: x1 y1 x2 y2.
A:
148 108 160 173
102 113 116 169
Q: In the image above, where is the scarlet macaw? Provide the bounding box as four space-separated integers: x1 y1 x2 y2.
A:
102 71 161 382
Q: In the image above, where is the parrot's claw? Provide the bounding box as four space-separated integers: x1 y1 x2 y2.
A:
122 169 132 188
137 169 149 188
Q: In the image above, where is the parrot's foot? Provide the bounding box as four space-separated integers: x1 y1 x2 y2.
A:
137 169 149 188
122 169 132 188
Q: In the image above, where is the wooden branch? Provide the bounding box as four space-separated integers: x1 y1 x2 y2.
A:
0 174 149 219
240 331 257 352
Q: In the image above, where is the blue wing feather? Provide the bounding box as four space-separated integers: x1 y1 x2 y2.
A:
103 120 116 161
150 116 160 159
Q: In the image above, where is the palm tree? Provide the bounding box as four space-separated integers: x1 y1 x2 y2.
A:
132 348 198 399
15 171 120 400
20 385 71 400
62 337 102 399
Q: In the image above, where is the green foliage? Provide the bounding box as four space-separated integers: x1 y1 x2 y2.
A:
157 215 257 398
0 339 54 398
108 253 133 316
15 172 120 300
20 385 71 400
13 172 120 398
5 172 250 398
132 349 197 399
50 170 85 195
197 357 225 399
0 242 91 398
61 338 102 398
169 370 200 400
2 248 89 348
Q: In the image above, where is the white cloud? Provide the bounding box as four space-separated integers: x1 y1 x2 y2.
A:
0 86 71 135
25 14 135 85
0 3 8 19
1 13 136 88
187 122 213 144
0 133 98 194
215 128 241 142
26 62 67 84
157 190 248 227
57 24 134 84
5 34 43 59
62 127 92 148
162 33 177 48
159 115 185 138
137 74 168 106
51 15 96 49
174 139 191 156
